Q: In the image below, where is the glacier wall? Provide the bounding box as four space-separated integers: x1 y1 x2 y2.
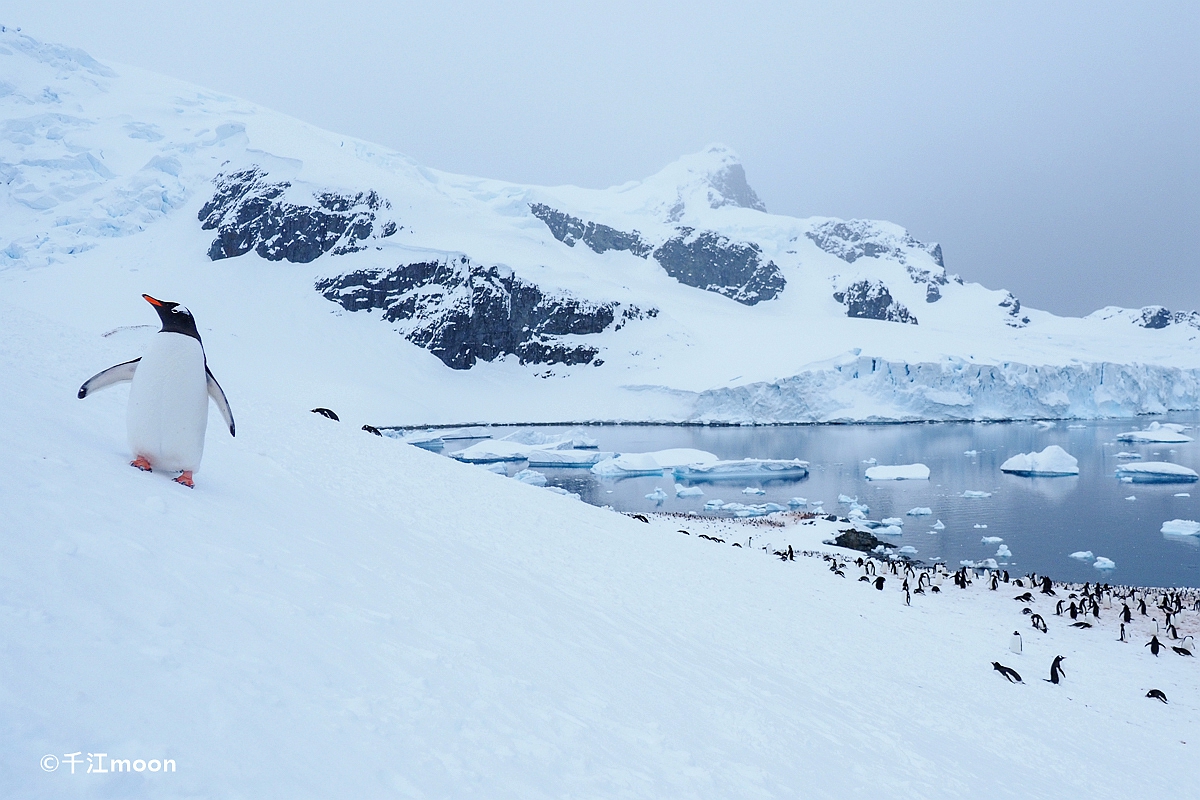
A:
675 357 1200 423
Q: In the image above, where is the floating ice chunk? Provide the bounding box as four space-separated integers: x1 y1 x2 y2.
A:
453 439 570 462
513 469 547 486
1114 462 1199 483
742 487 766 495
907 507 933 516
973 524 988 529
1000 445 1079 477
881 517 903 526
1176 493 1191 498
645 487 667 502
1114 452 1142 460
1093 557 1116 570
569 435 599 449
1035 420 1056 429
500 430 574 447
960 560 976 567
981 536 1003 544
703 499 724 511
1069 551 1094 560
865 463 930 481
810 500 824 508
1161 520 1200 536
849 501 870 515
931 520 945 530
675 484 705 497
593 453 665 477
962 490 992 498
524 450 613 467
898 546 918 555
996 545 1012 558
1116 423 1193 443
653 449 723 469
788 497 807 508
1068 424 1087 429
875 525 904 536
838 494 857 504
481 462 508 474
848 508 867 520
862 458 877 465
964 450 979 456
674 458 809 481
545 486 581 500
1125 496 1136 501
964 558 1000 569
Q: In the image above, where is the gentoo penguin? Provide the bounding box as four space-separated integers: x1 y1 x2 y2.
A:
1045 655 1065 684
78 295 234 487
1146 635 1162 656
1009 631 1023 654
991 662 1023 683
1145 689 1168 704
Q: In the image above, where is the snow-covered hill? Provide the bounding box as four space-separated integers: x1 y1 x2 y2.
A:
3 26 1199 426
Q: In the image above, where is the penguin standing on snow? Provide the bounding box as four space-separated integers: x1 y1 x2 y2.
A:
1009 631 1023 655
78 295 234 487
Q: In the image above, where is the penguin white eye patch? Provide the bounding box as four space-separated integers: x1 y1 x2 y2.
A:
172 306 191 315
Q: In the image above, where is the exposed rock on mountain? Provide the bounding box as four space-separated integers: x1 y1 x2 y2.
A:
651 228 785 306
999 292 1030 327
316 256 655 369
199 167 396 263
528 204 651 256
833 280 917 324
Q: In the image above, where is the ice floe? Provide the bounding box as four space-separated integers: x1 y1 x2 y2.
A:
898 546 918 555
1116 422 1193 443
906 507 933 516
1093 557 1116 570
593 449 719 477
675 484 705 497
524 449 613 467
881 517 903 526
1113 462 1199 483
673 458 809 481
838 494 857 505
864 463 930 481
862 458 877 465
452 439 570 462
962 490 992 498
931 520 945 530
963 450 978 456
999 445 1079 477
981 536 1003 544
513 469 547 486
645 487 668 502
742 487 766 495
874 525 904 536
1161 520 1200 537
1114 452 1142 460
1125 495 1137 501
1176 493 1191 498
995 545 1012 558
1069 551 1094 561
787 497 807 508
701 500 788 517
973 524 988 529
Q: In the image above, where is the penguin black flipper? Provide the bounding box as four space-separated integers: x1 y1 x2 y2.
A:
205 366 236 437
77 358 141 399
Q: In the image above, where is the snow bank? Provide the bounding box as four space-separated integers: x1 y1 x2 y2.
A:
999 445 1079 476
1115 423 1194 443
1160 520 1200 537
1113 462 1200 483
864 463 930 481
673 458 809 481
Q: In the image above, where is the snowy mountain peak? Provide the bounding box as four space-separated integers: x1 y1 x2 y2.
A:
637 144 767 219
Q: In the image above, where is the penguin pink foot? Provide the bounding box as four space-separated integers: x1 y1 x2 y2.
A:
131 455 153 472
173 471 194 488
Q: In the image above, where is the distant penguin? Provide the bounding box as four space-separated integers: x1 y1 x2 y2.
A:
1056 600 1065 616
1121 604 1132 623
1119 623 1127 642
1069 602 1078 620
990 574 998 591
1146 635 1162 656
992 662 1023 683
1139 598 1147 616
78 295 234 487
311 407 339 421
1010 631 1023 654
1146 689 1168 704
1040 576 1053 595
1031 613 1048 633
874 576 886 591
1045 655 1065 684
362 424 383 436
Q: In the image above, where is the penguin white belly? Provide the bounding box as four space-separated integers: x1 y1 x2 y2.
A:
127 333 209 472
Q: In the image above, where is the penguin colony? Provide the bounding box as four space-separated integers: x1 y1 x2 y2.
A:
634 509 1199 706
78 295 234 488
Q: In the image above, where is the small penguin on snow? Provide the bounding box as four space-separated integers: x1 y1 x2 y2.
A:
1045 655 1065 684
78 295 234 487
1009 631 1023 655
992 662 1023 683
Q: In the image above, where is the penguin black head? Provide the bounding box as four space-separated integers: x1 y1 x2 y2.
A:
144 294 201 341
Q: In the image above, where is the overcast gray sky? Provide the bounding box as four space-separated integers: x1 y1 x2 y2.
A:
11 1 1200 317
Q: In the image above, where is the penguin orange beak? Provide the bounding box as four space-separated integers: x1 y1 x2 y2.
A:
143 294 164 307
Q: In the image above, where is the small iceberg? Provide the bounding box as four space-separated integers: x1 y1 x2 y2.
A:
1113 462 1199 484
1093 557 1116 570
1114 452 1142 460
881 517 903 526
593 449 719 478
864 463 930 481
675 484 705 498
788 497 807 508
1116 422 1193 443
674 458 809 481
931 520 945 530
964 450 979 456
524 449 613 467
962 490 992 498
1161 520 1200 537
907 507 933 516
981 536 1003 544
898 546 918 555
513 469 547 486
973 523 988 529
1069 551 1094 561
1000 445 1079 477
995 545 1012 558
452 438 571 462
1125 495 1137 501
838 494 857 505
862 458 877 465
874 525 904 536
1035 420 1057 429
645 487 668 502
742 487 766 495
1176 493 1191 498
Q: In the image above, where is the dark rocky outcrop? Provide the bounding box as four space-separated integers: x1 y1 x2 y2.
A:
705 162 767 212
651 228 785 305
528 203 652 256
833 529 896 553
199 167 395 263
1137 305 1200 330
807 219 947 302
999 292 1030 327
316 256 656 370
530 204 785 305
833 280 917 324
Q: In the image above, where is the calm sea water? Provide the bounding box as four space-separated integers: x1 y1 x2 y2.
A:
414 414 1200 588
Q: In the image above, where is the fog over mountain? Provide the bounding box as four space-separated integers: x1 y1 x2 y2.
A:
8 1 1198 317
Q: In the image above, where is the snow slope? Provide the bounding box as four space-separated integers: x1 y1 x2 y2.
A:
3 298 1199 799
3 27 1200 426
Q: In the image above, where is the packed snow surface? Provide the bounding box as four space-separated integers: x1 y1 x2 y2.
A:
673 458 810 481
1114 462 1200 483
1161 520 1200 537
865 463 930 481
999 445 1080 476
